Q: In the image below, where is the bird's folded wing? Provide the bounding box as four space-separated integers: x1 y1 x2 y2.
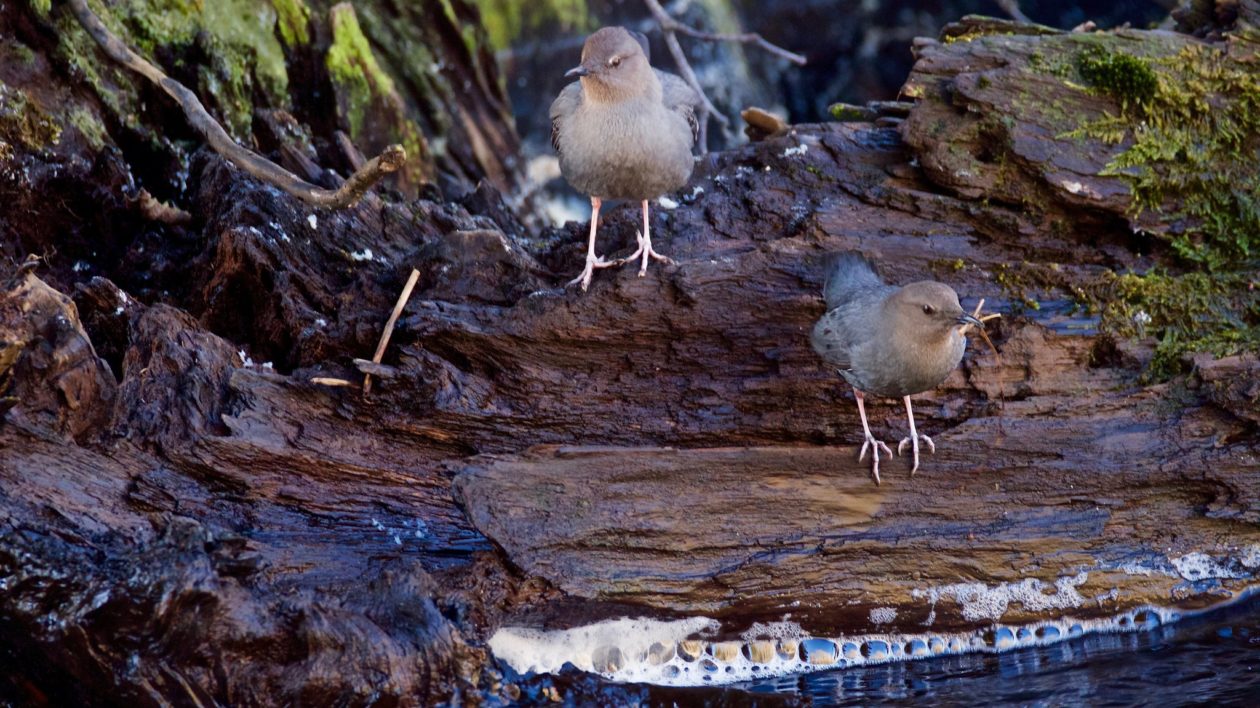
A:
657 70 701 146
549 81 583 155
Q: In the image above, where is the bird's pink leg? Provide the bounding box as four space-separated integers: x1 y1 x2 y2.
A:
854 388 892 485
896 395 935 475
621 199 675 277
568 196 618 291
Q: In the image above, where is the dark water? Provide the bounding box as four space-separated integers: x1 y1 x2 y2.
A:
736 599 1260 706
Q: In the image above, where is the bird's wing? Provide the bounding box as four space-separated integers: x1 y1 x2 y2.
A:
811 308 854 370
656 69 701 146
822 252 886 311
549 81 583 155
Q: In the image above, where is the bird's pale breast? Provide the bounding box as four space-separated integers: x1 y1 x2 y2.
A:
559 98 695 201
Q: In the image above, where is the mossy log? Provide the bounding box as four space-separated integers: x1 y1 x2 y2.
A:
1 9 1259 705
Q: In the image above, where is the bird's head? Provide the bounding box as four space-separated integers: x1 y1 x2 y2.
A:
566 27 655 101
888 281 981 340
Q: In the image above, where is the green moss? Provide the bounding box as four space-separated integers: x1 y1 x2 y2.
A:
1076 46 1158 107
29 0 51 15
471 0 590 52
992 262 1043 312
327 3 397 140
53 0 289 142
0 81 63 152
1089 270 1260 381
1067 42 1260 270
66 106 108 150
271 0 310 47
828 103 875 121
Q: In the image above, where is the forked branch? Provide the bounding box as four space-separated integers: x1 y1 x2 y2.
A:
642 0 805 152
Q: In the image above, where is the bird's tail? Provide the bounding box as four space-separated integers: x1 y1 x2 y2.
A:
822 252 883 310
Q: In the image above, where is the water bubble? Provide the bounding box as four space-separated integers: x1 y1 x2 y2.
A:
678 640 704 662
929 637 948 654
1037 625 1061 640
993 627 1016 650
744 641 775 664
709 642 741 663
1134 611 1161 629
1016 627 1034 641
592 645 623 673
1069 624 1084 636
842 641 861 660
906 638 930 657
777 640 799 660
862 640 889 661
949 637 967 652
647 641 674 665
800 638 839 665
663 665 680 678
700 659 719 673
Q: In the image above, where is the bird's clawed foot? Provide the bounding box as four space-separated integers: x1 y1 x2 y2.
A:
858 433 894 485
621 229 675 277
567 253 621 292
897 434 936 475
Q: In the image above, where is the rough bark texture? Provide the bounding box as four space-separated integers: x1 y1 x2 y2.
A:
2 5 1259 705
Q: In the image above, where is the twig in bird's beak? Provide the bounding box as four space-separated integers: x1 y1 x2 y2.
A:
962 298 1005 426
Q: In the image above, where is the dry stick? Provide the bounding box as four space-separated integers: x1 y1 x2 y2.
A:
363 269 420 394
642 0 805 152
66 0 406 209
966 298 1006 428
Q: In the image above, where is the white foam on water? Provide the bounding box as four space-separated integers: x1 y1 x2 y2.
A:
489 617 718 676
913 572 1092 622
1171 551 1251 581
869 607 897 625
488 602 1242 688
489 566 1260 688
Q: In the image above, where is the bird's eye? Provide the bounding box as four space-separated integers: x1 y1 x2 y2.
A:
922 304 936 315
608 56 622 67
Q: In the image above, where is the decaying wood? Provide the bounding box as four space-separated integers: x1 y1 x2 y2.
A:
2 11 1259 705
67 0 407 209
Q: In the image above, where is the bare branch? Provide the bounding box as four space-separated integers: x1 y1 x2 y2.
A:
650 7 806 65
66 0 405 210
642 0 805 153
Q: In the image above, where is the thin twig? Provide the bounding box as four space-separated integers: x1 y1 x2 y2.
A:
642 0 804 152
652 8 807 65
363 269 420 394
66 0 406 209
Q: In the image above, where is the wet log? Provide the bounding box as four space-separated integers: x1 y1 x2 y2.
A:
2 8 1259 705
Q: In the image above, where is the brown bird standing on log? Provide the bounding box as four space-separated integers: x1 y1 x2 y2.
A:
550 27 701 291
812 254 982 484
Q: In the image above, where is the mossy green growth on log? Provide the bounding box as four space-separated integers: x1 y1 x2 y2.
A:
1068 36 1260 270
471 0 590 51
1089 270 1260 382
0 82 62 155
50 0 290 142
271 0 310 47
326 2 434 194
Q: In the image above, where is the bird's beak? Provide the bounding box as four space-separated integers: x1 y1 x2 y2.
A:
565 65 590 78
957 314 984 328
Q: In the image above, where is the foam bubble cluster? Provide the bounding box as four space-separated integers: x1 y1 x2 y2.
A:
488 606 1216 687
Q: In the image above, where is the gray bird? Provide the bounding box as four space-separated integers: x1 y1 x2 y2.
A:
811 253 983 484
550 26 701 291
